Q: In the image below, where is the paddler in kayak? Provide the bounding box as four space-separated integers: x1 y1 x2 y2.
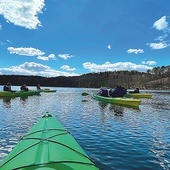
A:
3 83 13 92
109 85 127 97
20 84 29 91
98 86 110 97
99 85 127 97
129 88 140 93
36 84 41 90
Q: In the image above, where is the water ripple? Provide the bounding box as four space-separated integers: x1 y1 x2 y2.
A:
0 88 170 169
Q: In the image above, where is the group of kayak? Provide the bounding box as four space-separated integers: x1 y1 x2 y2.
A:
0 83 57 97
98 86 152 99
98 85 141 98
89 85 152 108
0 84 153 169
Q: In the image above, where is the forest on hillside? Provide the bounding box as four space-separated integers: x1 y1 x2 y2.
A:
0 65 170 90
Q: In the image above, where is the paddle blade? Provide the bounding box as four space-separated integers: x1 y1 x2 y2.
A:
100 82 106 87
124 94 132 98
82 92 89 96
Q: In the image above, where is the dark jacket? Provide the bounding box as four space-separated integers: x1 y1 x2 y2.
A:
99 87 109 97
3 85 12 92
109 86 127 97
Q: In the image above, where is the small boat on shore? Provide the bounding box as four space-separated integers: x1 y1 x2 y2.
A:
0 90 41 97
92 93 140 107
0 113 99 170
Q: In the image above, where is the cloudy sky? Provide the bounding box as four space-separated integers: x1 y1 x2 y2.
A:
0 0 170 77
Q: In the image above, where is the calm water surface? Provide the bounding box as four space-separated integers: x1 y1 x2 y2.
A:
0 86 170 170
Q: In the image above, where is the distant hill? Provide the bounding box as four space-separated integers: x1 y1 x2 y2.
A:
0 65 170 90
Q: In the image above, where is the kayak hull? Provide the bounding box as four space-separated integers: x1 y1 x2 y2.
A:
124 93 152 99
0 114 99 170
0 90 41 97
39 89 57 93
92 93 140 107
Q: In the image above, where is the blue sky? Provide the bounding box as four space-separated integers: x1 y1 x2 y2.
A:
0 0 170 77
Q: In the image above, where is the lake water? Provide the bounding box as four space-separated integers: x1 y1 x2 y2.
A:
0 86 170 170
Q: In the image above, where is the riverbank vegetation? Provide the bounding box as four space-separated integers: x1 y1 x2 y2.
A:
0 65 169 90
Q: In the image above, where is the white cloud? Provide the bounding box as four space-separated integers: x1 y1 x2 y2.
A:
107 44 111 49
60 65 76 71
127 49 144 54
37 54 56 61
58 54 74 60
155 34 168 41
7 40 12 43
7 47 45 56
0 41 6 45
0 23 2 30
147 42 168 49
83 61 153 72
7 47 56 61
0 62 79 77
141 61 157 65
148 16 170 49
0 0 45 29
19 62 49 71
37 56 49 61
48 54 56 60
1 39 12 45
153 16 168 31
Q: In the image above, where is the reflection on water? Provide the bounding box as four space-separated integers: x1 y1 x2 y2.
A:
98 102 124 116
2 98 12 108
20 96 28 101
0 87 170 170
1 96 29 108
110 105 124 116
20 96 28 105
150 128 170 170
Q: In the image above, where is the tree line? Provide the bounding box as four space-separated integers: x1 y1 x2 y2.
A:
0 65 169 90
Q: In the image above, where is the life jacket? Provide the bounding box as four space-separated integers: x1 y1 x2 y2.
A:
134 89 139 93
37 84 41 90
20 86 28 91
3 85 9 91
20 86 25 90
100 87 109 97
110 87 126 97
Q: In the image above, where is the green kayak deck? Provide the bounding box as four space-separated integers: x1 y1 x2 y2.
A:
92 93 140 107
0 114 99 170
0 90 41 97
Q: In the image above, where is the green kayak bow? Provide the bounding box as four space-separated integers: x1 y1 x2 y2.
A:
0 114 99 170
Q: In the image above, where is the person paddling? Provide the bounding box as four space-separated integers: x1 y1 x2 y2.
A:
129 88 140 93
98 86 110 97
109 85 127 97
134 88 140 93
20 84 29 91
3 83 13 92
36 84 41 90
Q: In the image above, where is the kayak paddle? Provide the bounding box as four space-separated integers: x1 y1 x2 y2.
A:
82 92 89 96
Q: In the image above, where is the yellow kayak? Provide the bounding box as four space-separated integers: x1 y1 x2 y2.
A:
39 89 57 93
124 93 152 99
